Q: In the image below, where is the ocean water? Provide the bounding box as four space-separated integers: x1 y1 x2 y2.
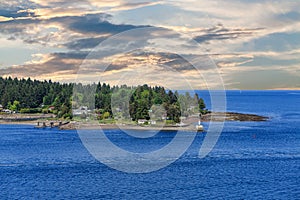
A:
0 91 299 199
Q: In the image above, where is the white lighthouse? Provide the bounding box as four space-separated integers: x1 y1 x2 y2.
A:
196 114 204 132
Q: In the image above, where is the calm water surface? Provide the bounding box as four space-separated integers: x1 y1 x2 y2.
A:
0 91 299 199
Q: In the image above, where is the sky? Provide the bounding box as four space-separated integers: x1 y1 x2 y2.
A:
0 0 299 90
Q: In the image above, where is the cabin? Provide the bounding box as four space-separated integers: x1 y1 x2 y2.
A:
137 119 157 125
48 106 55 111
73 106 88 116
150 120 157 125
137 119 148 125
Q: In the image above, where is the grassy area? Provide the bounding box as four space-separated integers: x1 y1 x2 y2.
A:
99 119 116 124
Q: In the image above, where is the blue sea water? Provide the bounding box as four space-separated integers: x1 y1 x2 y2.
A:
0 91 299 199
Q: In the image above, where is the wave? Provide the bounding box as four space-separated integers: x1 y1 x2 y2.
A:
288 92 300 95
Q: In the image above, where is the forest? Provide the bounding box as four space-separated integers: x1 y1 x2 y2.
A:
0 77 207 123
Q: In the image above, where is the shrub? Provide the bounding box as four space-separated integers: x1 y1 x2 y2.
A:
20 108 42 114
42 108 49 114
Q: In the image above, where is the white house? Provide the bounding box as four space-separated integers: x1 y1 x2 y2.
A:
3 109 12 114
137 119 157 125
73 106 88 116
138 119 148 125
150 120 157 125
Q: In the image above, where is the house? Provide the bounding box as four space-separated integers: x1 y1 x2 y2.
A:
3 109 12 114
137 119 157 125
0 104 3 111
48 106 55 111
73 106 88 116
138 119 148 125
150 120 157 125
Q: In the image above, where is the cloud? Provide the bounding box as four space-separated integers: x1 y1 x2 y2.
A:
65 14 149 34
25 0 162 18
194 23 264 43
0 47 215 84
88 0 163 12
238 32 300 52
0 17 42 39
63 36 108 50
123 51 213 71
167 0 300 27
28 0 86 7
0 9 35 18
0 0 299 89
158 0 300 53
223 68 300 90
0 51 88 77
0 13 150 49
19 8 94 19
0 16 13 22
0 0 36 10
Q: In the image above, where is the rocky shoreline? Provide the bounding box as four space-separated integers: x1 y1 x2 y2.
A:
0 113 55 125
59 122 198 131
201 112 269 122
0 112 269 130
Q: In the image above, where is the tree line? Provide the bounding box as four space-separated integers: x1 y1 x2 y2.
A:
0 77 207 123
0 77 73 118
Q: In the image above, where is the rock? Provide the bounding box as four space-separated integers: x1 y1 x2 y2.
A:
201 112 268 122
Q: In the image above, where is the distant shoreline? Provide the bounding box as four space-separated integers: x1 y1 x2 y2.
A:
0 112 268 130
0 113 55 126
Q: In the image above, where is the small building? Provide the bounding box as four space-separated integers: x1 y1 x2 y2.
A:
0 104 3 111
48 106 55 111
3 109 12 114
150 120 157 125
138 119 148 125
137 119 157 125
73 106 88 116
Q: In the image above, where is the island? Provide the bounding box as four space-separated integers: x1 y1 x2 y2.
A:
0 77 268 130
